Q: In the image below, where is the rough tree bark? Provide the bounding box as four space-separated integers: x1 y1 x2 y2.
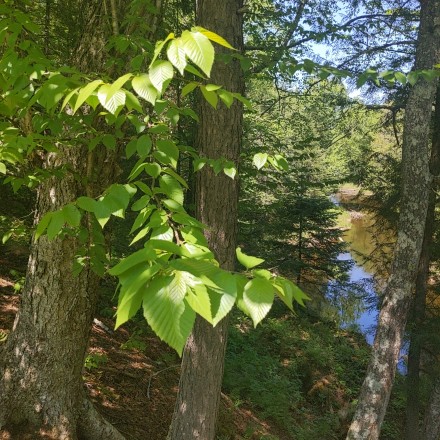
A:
167 1 244 439
423 376 440 440
346 1 440 439
0 2 127 439
404 82 440 440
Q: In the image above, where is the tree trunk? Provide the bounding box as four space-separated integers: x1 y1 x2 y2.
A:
346 1 440 439
167 1 244 439
423 376 440 440
0 3 125 438
404 188 435 440
0 149 123 440
404 81 440 440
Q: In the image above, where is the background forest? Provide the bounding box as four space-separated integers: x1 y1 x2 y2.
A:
1 0 440 439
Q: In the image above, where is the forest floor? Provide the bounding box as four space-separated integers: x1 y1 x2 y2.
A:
0 276 280 440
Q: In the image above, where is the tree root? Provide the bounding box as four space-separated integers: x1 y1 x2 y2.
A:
77 397 126 440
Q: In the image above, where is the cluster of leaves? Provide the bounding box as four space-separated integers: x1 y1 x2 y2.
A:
1 9 307 355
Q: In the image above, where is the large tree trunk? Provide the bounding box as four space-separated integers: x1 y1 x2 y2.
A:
0 148 123 440
167 1 244 439
0 3 125 439
346 1 440 439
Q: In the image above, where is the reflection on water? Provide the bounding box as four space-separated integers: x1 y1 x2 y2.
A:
328 193 407 372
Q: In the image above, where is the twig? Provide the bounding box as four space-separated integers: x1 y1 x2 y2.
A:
147 364 180 399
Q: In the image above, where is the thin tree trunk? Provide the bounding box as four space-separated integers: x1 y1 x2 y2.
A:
404 81 440 440
404 188 434 440
423 376 440 440
346 1 440 439
167 1 244 439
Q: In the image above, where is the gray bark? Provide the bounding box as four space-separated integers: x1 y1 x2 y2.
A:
423 377 440 440
404 81 440 440
346 1 440 439
167 1 244 439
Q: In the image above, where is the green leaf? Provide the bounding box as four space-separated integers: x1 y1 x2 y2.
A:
136 135 152 158
184 64 206 79
253 269 272 280
150 32 175 66
167 38 187 75
142 275 196 355
73 79 103 114
223 161 236 179
126 138 137 159
155 139 179 168
207 271 237 325
47 210 65 240
35 212 52 240
205 83 222 91
232 92 252 109
218 89 234 108
186 283 213 323
108 73 133 98
149 60 174 93
132 74 158 105
159 174 184 205
394 71 407 85
102 134 116 150
243 278 274 326
62 204 81 227
149 239 182 255
163 168 189 188
181 30 214 77
144 162 161 178
253 152 268 170
151 225 173 241
200 85 218 108
0 162 6 174
115 263 161 328
125 90 143 113
130 207 155 234
193 26 235 50
109 246 156 276
407 71 418 86
132 194 151 211
181 82 198 97
97 84 126 114
236 247 264 269
169 258 219 277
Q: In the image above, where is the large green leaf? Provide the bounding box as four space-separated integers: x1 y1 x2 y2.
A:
62 204 81 227
193 26 235 50
243 278 274 327
109 246 156 276
186 283 213 323
73 79 103 113
253 153 268 170
236 247 264 269
181 30 214 77
97 84 126 114
167 38 187 75
154 139 179 168
149 60 174 93
132 74 157 105
143 274 196 355
200 85 218 108
115 263 161 328
159 174 184 205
